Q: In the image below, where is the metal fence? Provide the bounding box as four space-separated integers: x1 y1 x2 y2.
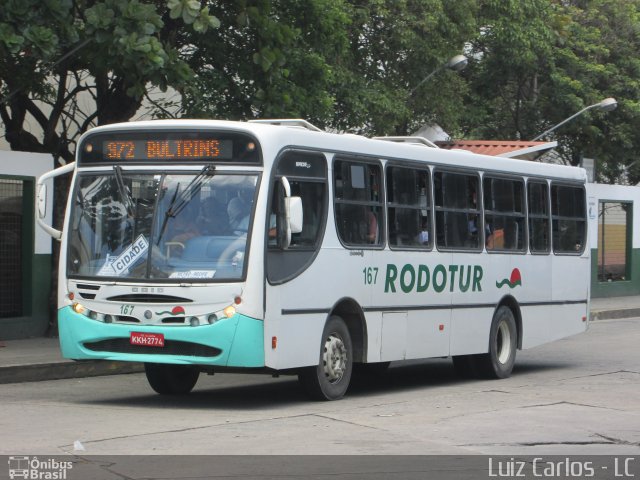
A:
0 179 23 317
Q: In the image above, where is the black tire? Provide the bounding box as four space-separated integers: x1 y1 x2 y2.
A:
298 316 353 401
476 305 517 379
144 363 200 394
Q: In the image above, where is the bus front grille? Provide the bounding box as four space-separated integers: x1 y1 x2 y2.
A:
83 339 222 358
106 294 193 303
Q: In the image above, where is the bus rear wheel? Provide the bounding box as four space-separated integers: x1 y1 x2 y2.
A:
144 363 200 394
476 306 517 379
298 316 353 401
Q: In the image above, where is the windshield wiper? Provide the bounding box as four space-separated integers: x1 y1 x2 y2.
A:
156 165 216 245
170 165 216 217
113 166 135 217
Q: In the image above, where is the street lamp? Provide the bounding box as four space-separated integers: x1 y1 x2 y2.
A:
409 54 468 96
531 97 617 141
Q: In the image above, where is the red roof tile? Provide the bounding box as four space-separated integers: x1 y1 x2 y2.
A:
435 140 554 158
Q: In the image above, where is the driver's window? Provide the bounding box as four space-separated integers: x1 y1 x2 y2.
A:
266 150 328 284
268 152 327 250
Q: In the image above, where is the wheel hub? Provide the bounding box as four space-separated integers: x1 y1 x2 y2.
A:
496 319 512 365
323 333 347 383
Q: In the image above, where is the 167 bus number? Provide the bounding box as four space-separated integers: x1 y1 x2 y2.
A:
363 267 378 285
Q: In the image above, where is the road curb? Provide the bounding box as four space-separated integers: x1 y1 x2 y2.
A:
0 360 144 385
1 307 637 384
590 307 640 321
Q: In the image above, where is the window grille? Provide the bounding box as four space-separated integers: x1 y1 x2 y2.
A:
0 179 23 317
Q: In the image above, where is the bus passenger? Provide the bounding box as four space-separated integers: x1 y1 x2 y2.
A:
200 197 231 235
168 201 202 255
227 191 251 234
417 219 429 245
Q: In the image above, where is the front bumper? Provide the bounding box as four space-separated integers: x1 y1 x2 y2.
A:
58 306 265 367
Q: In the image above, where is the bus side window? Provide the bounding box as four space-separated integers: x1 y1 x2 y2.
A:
334 159 383 247
484 176 526 252
290 181 324 247
266 151 328 284
268 180 326 249
387 165 431 249
434 171 480 250
551 184 586 254
268 151 328 251
528 181 550 253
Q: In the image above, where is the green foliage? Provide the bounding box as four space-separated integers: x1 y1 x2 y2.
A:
464 0 640 179
325 0 478 135
181 1 348 126
0 0 219 160
180 0 477 135
1 0 639 183
0 0 74 98
554 0 640 180
168 0 220 31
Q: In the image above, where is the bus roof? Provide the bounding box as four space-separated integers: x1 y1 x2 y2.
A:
80 119 587 182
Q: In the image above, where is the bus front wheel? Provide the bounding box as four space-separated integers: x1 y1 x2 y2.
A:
476 306 517 379
144 363 200 394
298 316 353 401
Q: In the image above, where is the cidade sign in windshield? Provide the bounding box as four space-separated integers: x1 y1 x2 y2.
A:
97 235 149 277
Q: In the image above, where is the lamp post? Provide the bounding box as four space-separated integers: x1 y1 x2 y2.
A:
409 54 468 97
531 97 617 141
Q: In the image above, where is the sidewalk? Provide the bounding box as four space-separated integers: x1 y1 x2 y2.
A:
589 295 640 320
0 296 638 385
0 337 143 384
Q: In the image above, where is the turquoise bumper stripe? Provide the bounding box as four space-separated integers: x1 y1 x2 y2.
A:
58 306 264 368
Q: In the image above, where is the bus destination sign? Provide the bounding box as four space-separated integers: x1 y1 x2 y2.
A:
102 139 234 161
79 130 261 165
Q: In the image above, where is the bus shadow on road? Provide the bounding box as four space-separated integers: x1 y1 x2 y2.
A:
345 358 571 398
79 357 575 409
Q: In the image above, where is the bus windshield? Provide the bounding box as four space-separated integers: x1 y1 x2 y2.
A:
67 170 258 282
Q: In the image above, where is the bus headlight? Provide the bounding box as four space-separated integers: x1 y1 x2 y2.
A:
72 302 86 314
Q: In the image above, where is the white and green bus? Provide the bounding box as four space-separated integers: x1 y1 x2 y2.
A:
37 119 590 400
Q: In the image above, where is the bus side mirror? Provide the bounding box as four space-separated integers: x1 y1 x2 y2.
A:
37 184 47 219
286 196 303 234
279 176 304 249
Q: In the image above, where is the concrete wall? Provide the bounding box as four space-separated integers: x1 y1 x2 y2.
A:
0 151 54 339
587 183 640 298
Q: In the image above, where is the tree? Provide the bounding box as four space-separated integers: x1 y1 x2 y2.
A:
550 0 640 180
180 0 477 136
462 0 556 140
324 0 478 136
181 0 351 127
0 0 218 163
0 0 218 335
464 0 640 179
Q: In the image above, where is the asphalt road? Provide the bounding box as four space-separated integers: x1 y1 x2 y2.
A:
0 318 638 456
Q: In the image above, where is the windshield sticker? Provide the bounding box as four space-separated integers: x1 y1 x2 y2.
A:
169 270 216 279
97 235 149 276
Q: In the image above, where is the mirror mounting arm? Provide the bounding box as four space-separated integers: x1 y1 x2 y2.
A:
36 162 76 240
